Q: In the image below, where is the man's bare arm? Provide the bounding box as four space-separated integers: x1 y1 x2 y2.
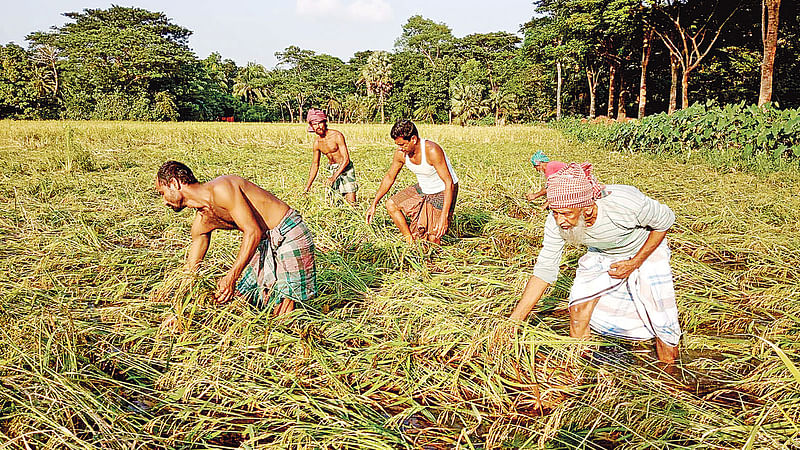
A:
213 184 264 303
328 132 351 182
526 187 547 201
427 143 455 239
510 275 550 321
185 214 213 271
366 151 405 224
609 229 667 279
304 143 322 192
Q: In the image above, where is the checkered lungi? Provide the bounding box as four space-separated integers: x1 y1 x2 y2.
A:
390 183 459 241
328 161 358 195
235 208 316 309
568 240 682 347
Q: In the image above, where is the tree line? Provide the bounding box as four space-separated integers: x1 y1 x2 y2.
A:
0 1 796 123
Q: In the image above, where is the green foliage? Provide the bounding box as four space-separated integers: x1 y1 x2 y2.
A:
3 2 800 122
358 51 392 123
556 102 800 172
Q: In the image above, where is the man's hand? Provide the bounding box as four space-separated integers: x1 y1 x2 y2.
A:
326 176 336 186
609 258 641 279
365 204 376 225
430 218 448 240
525 192 539 201
214 273 237 304
488 320 519 360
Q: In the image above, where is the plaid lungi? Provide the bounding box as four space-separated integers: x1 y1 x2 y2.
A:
568 240 681 347
328 161 358 195
235 208 317 309
390 183 459 241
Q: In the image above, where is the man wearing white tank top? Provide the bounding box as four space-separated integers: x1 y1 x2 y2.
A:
366 120 459 244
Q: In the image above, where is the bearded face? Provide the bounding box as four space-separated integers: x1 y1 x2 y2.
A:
155 178 186 212
311 120 327 136
552 206 590 245
558 213 587 244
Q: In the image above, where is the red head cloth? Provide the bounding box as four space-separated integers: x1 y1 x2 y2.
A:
546 162 606 209
306 109 327 131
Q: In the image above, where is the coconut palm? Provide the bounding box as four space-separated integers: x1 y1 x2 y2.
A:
450 82 489 126
232 62 269 105
488 89 518 126
358 51 392 123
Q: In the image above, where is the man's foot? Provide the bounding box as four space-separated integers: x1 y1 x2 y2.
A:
272 299 295 317
655 338 679 364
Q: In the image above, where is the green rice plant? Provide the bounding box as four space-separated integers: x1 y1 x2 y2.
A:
0 121 799 448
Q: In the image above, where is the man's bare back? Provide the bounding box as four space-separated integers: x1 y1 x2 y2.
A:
193 175 289 235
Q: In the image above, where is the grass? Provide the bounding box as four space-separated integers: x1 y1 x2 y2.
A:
0 120 799 448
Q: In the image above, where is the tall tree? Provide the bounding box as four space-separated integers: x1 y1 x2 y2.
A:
395 15 456 67
26 6 198 119
758 0 781 106
638 25 654 118
523 12 567 120
651 0 739 110
359 51 392 123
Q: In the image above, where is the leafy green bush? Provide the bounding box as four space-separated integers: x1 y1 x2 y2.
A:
552 116 620 143
556 102 800 172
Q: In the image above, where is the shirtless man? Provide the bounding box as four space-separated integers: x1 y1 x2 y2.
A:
303 109 358 205
155 161 316 316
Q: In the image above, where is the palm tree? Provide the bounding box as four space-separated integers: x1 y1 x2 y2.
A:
30 45 59 96
359 51 392 123
413 103 439 123
488 89 517 126
233 62 269 105
450 82 489 126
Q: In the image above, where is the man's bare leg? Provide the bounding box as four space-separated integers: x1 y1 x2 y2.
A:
385 198 414 244
569 298 599 358
272 298 295 316
655 338 679 364
344 192 357 206
568 298 599 338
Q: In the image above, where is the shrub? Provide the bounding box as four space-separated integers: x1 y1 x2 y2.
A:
555 102 800 172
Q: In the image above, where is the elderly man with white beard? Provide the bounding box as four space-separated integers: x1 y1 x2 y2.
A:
508 163 682 363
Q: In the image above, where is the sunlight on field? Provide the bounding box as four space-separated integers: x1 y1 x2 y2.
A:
1 121 799 448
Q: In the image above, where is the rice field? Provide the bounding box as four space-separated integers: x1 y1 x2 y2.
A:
1 121 799 449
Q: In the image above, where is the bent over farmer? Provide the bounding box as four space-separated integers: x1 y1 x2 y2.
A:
508 163 681 363
366 119 459 244
155 161 316 316
303 109 358 205
525 150 567 205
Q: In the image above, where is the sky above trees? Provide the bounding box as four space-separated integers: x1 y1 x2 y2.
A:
0 0 534 67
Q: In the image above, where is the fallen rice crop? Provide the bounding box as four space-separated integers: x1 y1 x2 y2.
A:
1 121 799 448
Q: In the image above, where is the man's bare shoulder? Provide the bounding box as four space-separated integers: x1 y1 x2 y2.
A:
208 175 271 200
425 140 446 161
327 128 345 139
207 174 245 189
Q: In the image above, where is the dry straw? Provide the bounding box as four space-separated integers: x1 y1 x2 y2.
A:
0 121 798 448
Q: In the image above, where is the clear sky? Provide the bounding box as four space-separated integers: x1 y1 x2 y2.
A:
0 0 535 67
